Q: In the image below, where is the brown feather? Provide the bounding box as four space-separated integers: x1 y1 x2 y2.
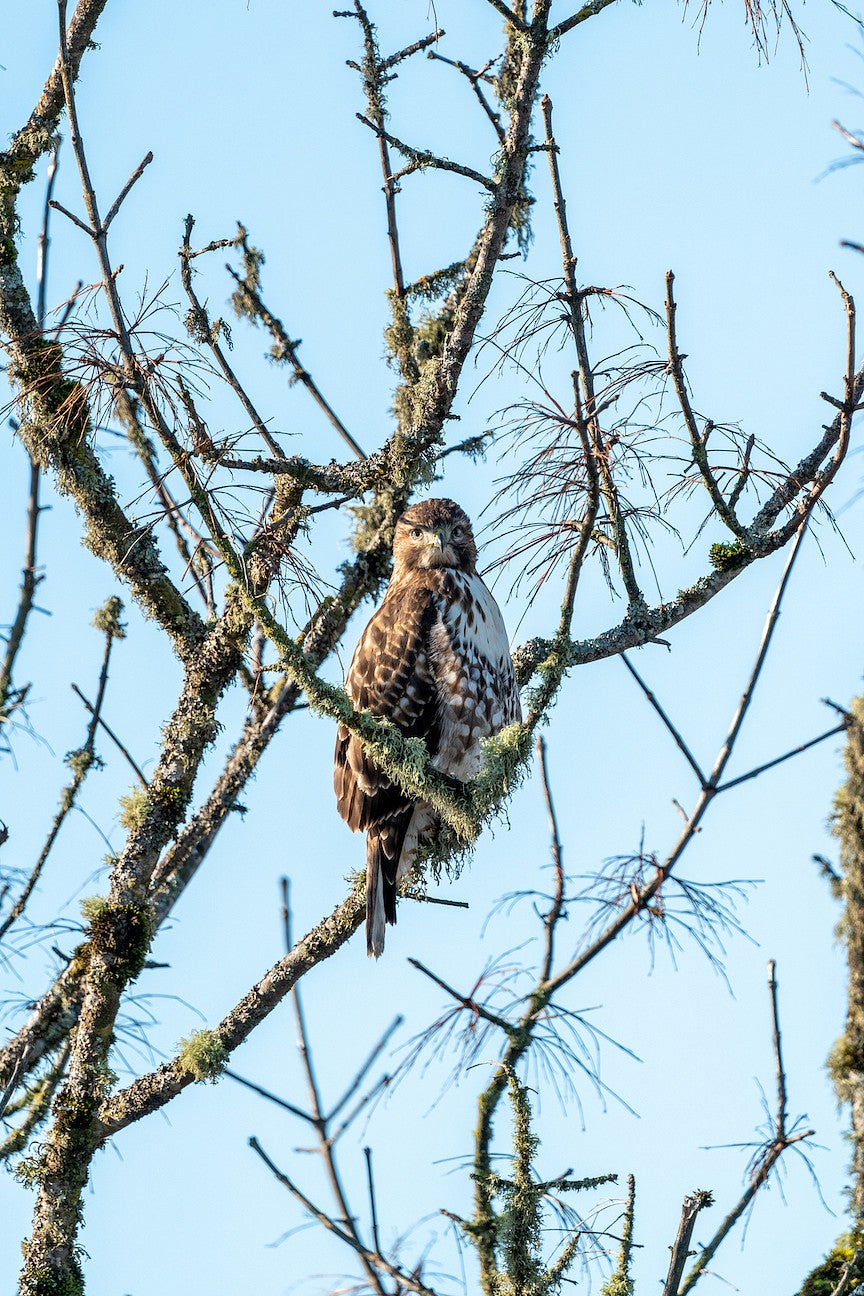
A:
333 499 520 956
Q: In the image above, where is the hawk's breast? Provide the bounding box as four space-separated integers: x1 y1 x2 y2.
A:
429 571 521 781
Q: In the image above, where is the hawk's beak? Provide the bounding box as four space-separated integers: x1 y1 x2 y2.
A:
431 529 446 551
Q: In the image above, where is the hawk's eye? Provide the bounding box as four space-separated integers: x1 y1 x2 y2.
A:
410 527 423 539
452 526 463 539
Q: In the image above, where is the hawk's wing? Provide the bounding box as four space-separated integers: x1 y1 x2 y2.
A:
335 580 444 955
334 580 441 834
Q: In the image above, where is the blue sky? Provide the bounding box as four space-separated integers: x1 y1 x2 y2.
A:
3 2 864 1293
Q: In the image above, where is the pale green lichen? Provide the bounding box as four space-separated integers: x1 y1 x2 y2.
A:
119 785 150 831
91 595 126 639
177 1029 228 1083
599 1272 634 1296
828 1035 859 1105
479 1071 589 1296
472 722 532 823
79 895 109 925
64 748 102 781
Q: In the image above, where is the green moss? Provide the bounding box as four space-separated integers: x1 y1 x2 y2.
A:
177 1029 228 1083
709 540 750 573
88 901 152 984
384 293 417 366
796 1233 864 1296
53 1090 99 1136
149 780 190 830
20 1260 84 1296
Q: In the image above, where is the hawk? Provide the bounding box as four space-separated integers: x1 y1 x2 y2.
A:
334 498 521 957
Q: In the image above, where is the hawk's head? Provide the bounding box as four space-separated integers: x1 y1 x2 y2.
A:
393 498 477 575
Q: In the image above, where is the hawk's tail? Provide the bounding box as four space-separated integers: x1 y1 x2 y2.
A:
366 813 411 958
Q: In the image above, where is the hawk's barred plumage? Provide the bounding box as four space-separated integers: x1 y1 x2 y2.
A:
334 499 521 956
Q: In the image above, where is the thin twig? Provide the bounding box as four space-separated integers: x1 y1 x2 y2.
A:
284 881 326 1124
224 1068 309 1122
57 0 137 365
715 721 848 793
282 880 387 1295
408 958 515 1034
249 1138 438 1296
47 198 91 236
541 95 639 610
406 891 470 909
677 962 814 1294
329 1073 392 1147
364 1146 381 1254
37 140 61 326
728 432 755 513
70 683 148 785
620 653 706 786
665 271 745 539
180 215 283 459
0 619 116 943
704 520 810 790
428 51 505 144
103 150 153 230
356 114 496 191
542 518 810 996
0 462 44 728
768 959 787 1139
0 144 59 730
226 261 366 460
111 384 212 610
380 28 444 71
537 736 565 983
346 4 408 300
328 1014 403 1124
750 275 861 542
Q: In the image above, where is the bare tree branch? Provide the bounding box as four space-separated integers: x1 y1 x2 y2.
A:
0 604 121 945
663 1191 714 1296
249 1138 441 1296
678 962 815 1294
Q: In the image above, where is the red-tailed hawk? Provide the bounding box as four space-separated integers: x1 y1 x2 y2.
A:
334 498 521 957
